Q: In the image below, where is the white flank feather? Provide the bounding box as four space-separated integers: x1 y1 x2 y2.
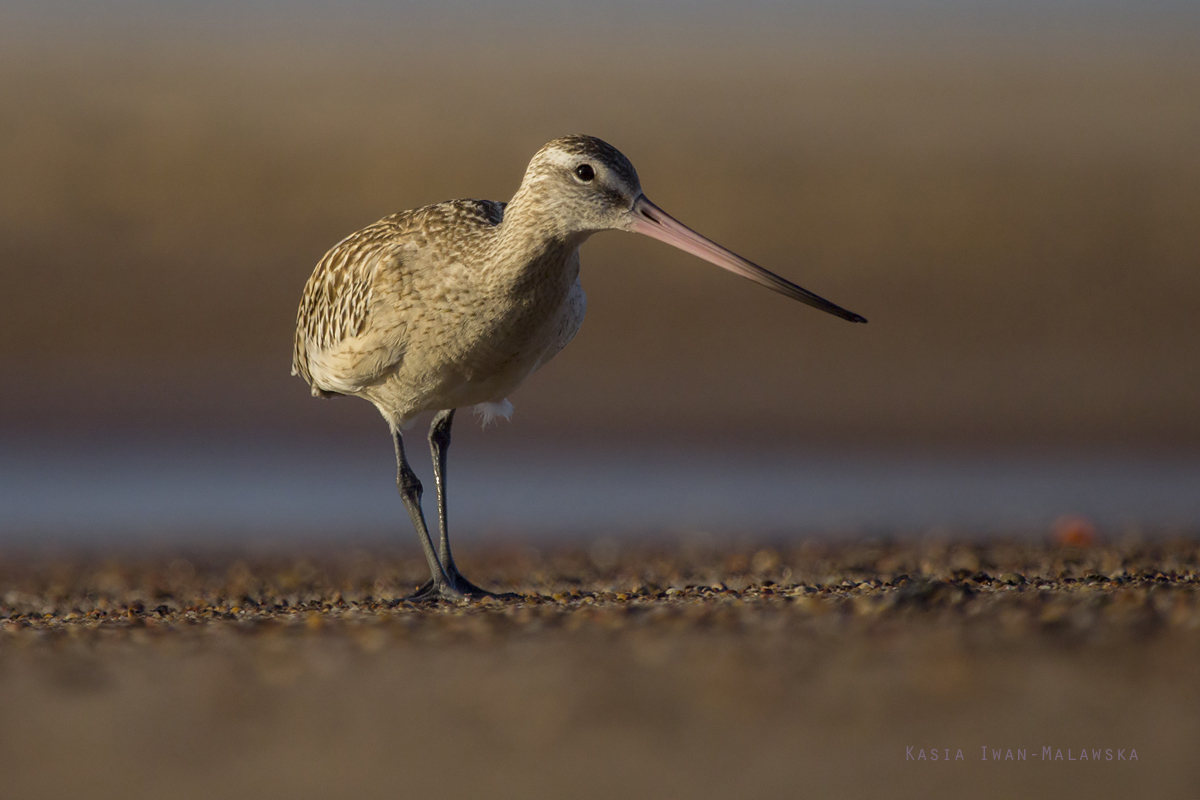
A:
471 400 514 427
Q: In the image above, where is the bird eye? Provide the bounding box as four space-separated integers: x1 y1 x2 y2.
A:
574 163 595 182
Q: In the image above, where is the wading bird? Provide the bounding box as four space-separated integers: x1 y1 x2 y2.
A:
293 135 865 601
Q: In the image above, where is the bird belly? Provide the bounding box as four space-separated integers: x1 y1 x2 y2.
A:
365 278 586 421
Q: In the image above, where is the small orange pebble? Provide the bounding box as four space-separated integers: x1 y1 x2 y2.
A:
1052 514 1097 548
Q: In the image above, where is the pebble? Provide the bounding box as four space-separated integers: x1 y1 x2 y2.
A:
0 540 1192 645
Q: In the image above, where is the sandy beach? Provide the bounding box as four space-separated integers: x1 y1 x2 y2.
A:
1 538 1196 798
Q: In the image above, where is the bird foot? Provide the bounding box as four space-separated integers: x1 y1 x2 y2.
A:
403 579 452 603
403 575 520 603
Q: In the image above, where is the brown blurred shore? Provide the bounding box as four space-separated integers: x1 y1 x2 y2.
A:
2 24 1199 449
1 538 1198 798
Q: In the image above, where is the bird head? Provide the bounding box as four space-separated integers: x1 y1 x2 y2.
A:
518 134 645 234
519 134 867 324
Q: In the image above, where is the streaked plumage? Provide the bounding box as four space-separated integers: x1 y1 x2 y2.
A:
293 134 864 601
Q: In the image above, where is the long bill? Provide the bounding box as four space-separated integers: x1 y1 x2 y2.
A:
627 195 867 323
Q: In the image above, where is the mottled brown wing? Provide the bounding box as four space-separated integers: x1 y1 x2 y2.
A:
292 221 405 396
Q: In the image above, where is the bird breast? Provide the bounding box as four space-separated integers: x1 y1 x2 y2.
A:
417 246 581 378
369 239 585 416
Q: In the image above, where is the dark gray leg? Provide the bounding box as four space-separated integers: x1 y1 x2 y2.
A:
427 409 496 597
392 427 458 600
429 409 458 573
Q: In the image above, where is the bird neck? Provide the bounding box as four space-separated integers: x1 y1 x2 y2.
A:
492 187 591 282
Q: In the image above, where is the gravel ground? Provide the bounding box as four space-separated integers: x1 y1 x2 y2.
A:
1 537 1198 799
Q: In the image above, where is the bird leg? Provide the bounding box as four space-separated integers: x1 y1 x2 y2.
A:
425 408 499 598
429 409 462 578
392 427 459 600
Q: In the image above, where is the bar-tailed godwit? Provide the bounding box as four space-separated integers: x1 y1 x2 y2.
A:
293 135 865 600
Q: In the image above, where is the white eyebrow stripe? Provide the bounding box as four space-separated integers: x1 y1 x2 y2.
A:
540 147 579 170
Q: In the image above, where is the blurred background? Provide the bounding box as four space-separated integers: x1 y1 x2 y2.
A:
2 0 1198 543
